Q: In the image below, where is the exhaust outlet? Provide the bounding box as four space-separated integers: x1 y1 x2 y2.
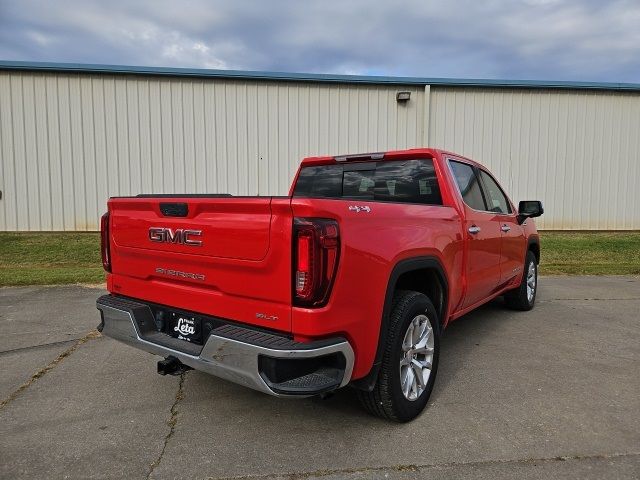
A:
157 356 192 376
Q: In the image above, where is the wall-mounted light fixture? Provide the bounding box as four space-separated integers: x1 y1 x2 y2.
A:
396 91 411 103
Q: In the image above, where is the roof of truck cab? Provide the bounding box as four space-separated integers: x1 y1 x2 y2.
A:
300 148 444 166
299 148 486 170
435 149 481 166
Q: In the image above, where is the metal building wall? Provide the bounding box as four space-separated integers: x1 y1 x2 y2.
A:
1 69 639 231
0 71 424 231
428 87 640 230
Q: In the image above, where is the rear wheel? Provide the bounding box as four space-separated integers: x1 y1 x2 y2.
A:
504 250 538 310
357 290 440 422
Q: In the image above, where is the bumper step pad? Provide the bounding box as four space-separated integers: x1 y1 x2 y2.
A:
268 368 343 395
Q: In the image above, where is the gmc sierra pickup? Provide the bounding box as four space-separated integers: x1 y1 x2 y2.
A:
97 148 543 422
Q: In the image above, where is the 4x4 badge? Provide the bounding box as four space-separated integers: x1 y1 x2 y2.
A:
348 205 371 213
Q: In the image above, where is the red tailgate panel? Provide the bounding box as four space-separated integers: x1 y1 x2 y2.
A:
107 197 294 332
111 198 271 261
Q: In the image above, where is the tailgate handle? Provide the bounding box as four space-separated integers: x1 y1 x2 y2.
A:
160 203 189 217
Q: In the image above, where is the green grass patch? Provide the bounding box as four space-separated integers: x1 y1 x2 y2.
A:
0 232 104 286
0 231 638 286
540 231 640 275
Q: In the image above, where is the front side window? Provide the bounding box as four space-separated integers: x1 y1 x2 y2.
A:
293 159 443 205
478 170 512 214
449 160 486 211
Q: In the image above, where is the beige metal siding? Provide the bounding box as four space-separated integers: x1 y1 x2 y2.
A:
0 71 424 231
0 69 638 231
429 87 640 229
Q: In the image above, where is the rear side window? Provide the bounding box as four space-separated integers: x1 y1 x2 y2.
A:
293 159 442 205
449 160 486 211
478 170 512 214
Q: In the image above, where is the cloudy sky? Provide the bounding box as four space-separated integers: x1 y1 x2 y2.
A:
1 0 639 82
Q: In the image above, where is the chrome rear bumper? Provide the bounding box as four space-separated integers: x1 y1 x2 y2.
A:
96 295 354 397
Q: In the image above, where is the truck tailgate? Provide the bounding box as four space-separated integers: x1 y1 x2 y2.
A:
107 197 293 332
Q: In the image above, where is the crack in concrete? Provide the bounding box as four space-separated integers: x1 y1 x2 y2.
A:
209 452 640 480
0 337 83 356
146 371 187 480
0 329 101 411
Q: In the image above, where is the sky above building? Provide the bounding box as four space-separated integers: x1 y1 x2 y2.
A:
1 0 638 82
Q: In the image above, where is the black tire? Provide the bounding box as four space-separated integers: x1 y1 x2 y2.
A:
504 250 538 311
357 290 440 422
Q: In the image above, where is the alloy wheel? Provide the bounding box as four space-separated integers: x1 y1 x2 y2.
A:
526 261 536 303
399 314 435 401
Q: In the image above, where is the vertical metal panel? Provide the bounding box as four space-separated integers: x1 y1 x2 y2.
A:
1 69 638 231
0 74 13 230
0 71 424 230
429 86 640 229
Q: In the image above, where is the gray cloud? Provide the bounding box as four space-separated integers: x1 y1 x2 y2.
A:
1 0 639 81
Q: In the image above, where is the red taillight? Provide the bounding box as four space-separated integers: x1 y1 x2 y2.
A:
100 212 111 273
293 218 340 307
295 229 314 298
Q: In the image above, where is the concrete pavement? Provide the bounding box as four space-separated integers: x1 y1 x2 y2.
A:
0 277 638 479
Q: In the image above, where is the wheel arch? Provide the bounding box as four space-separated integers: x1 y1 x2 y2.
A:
351 256 449 391
528 235 540 264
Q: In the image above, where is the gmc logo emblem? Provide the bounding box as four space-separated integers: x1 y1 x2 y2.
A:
149 227 203 246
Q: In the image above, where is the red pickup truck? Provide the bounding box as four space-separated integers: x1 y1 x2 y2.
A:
97 148 542 422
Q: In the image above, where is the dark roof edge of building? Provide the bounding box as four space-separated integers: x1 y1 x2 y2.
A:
1 60 639 92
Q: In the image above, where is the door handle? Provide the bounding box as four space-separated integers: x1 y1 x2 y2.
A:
468 225 481 234
501 224 511 232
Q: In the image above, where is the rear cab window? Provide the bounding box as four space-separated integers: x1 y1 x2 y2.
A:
293 159 443 205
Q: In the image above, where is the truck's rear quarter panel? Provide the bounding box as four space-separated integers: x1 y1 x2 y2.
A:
290 197 464 379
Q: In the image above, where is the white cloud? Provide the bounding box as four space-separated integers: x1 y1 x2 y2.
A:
26 30 54 47
160 34 228 69
0 0 639 81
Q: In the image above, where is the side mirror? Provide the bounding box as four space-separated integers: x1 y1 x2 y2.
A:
517 200 543 225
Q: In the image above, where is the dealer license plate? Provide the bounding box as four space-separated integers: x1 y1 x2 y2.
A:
169 314 202 343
